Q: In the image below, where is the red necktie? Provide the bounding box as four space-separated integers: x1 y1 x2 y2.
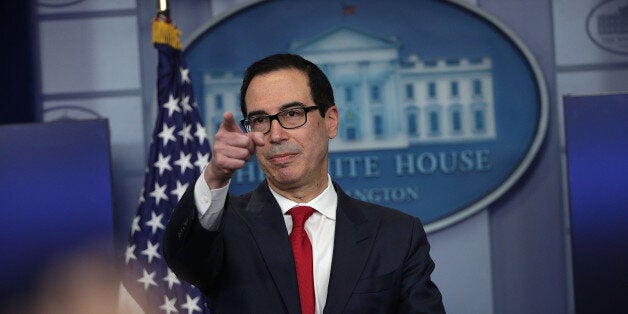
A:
289 206 316 314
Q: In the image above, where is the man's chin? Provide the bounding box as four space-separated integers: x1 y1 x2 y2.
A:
267 171 302 190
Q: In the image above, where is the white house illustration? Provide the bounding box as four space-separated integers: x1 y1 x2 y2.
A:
202 26 496 152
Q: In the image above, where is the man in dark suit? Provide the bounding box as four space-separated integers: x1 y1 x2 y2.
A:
164 54 445 313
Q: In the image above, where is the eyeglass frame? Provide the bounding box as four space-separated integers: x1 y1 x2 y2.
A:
240 104 320 134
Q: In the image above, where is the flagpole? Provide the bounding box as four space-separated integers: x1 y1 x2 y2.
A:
157 0 169 20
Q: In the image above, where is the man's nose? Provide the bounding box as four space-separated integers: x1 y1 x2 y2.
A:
268 119 288 142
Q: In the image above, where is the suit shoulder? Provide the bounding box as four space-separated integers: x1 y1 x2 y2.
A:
339 188 422 226
227 190 253 206
226 181 270 204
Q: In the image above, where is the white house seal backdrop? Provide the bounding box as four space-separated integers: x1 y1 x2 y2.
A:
181 0 548 232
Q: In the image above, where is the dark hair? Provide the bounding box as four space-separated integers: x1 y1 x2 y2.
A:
240 54 335 117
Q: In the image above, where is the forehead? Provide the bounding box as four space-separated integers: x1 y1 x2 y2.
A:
245 68 312 113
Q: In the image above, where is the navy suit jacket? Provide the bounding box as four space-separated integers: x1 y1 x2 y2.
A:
164 181 444 313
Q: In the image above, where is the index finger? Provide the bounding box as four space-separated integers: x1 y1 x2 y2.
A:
221 112 244 134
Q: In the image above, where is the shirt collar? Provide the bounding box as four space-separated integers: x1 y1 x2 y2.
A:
270 174 337 221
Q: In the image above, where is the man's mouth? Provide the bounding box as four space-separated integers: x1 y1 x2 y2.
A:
269 152 298 164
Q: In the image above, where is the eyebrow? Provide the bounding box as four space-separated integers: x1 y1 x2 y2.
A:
247 102 306 117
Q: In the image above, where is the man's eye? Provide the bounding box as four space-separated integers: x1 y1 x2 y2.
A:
251 116 267 124
284 109 302 117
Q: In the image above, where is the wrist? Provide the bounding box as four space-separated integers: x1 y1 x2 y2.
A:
204 162 231 190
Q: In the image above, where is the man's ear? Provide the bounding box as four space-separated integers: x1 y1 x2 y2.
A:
325 105 339 139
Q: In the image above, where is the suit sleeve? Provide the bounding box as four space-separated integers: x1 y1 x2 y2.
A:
163 183 225 294
398 218 445 313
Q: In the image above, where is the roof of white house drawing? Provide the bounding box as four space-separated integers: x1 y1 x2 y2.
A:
290 26 400 54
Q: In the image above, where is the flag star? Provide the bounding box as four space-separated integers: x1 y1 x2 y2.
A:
159 295 179 314
163 94 181 117
149 182 169 205
158 123 177 146
137 269 158 291
180 67 191 84
141 240 161 264
194 152 210 170
125 244 137 264
163 268 181 290
180 94 193 114
178 123 194 145
174 151 194 174
171 180 189 202
194 123 208 144
145 211 165 235
181 294 202 314
154 153 173 175
131 216 141 235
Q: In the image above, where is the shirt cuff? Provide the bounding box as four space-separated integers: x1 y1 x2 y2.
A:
193 174 229 231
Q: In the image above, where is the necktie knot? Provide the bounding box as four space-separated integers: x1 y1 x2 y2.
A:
289 206 316 228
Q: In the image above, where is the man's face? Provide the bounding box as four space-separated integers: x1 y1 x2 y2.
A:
244 68 338 197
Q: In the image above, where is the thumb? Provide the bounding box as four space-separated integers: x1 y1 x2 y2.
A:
221 112 243 133
247 131 265 147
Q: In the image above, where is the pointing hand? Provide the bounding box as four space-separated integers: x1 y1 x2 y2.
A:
204 112 264 189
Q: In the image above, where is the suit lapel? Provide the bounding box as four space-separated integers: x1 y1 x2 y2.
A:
237 183 301 314
323 186 378 313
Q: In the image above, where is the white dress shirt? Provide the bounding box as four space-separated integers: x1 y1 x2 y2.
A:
193 175 337 314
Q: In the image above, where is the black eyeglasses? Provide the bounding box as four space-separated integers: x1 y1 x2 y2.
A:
241 105 319 134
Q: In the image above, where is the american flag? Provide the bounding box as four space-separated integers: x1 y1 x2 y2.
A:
119 17 211 314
